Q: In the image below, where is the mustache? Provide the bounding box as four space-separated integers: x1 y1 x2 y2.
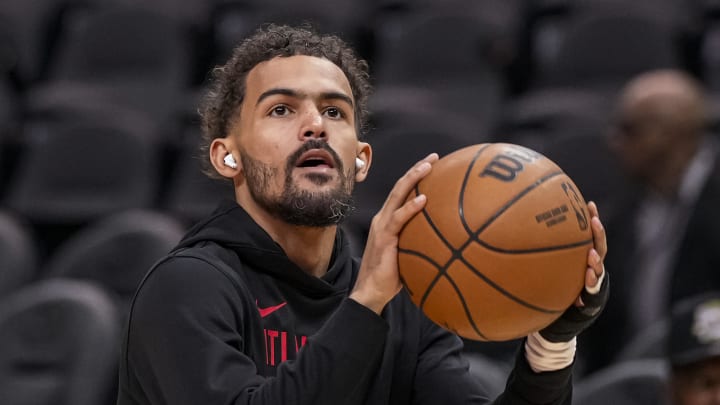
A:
286 140 345 172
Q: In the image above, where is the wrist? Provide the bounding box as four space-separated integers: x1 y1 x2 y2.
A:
349 289 389 315
525 332 576 373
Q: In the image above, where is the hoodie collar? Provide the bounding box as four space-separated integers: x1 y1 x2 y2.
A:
175 199 355 296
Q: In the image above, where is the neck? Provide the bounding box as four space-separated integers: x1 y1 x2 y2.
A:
237 192 337 278
276 226 337 278
650 166 685 197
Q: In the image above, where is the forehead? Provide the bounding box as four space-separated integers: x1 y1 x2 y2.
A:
244 55 353 102
616 91 670 127
620 86 662 114
620 76 693 115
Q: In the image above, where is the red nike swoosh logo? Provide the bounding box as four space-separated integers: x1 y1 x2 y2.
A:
257 301 287 318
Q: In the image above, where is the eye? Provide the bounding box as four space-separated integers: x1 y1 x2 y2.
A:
269 105 291 117
323 107 344 119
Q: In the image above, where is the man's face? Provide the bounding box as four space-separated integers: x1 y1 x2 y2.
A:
673 357 720 405
607 95 673 185
232 55 365 226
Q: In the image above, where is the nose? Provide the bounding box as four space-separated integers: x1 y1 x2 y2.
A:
298 107 326 141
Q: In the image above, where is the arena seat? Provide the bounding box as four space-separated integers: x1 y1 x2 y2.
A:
0 278 120 405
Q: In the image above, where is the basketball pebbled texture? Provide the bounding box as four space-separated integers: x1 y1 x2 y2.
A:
398 143 593 341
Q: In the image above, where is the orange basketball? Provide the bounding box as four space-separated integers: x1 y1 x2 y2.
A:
398 143 593 341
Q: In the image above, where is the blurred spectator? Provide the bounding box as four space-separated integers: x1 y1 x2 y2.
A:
669 291 720 405
581 69 720 374
573 291 720 405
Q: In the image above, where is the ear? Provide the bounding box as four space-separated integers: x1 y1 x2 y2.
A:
354 142 372 182
209 138 241 178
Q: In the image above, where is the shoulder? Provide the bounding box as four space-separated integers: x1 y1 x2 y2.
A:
144 250 237 293
130 245 252 320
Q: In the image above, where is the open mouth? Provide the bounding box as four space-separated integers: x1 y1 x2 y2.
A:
296 150 335 169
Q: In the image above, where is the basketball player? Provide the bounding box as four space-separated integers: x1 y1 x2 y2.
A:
117 25 609 404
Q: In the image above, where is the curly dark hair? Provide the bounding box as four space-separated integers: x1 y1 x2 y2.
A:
198 24 372 178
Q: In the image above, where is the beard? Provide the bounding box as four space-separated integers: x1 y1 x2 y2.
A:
239 140 356 227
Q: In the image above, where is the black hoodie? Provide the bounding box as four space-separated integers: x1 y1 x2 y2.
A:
117 200 573 405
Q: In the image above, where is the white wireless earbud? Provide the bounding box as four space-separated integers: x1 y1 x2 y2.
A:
223 153 238 169
355 157 365 169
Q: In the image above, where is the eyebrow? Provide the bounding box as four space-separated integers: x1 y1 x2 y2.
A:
256 88 354 109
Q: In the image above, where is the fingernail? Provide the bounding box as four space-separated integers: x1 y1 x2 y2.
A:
417 162 431 172
591 249 600 264
414 194 427 204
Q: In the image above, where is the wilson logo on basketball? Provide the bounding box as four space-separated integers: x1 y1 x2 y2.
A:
479 148 541 182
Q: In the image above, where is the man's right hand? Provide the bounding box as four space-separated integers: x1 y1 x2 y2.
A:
349 153 439 314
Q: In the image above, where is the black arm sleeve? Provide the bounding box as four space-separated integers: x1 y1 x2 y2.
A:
412 316 492 404
412 316 573 405
121 257 389 405
493 350 573 405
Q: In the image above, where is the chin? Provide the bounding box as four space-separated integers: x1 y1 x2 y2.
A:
299 172 336 187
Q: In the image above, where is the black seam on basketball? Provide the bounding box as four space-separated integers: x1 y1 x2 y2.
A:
412 212 563 316
475 238 594 254
469 170 565 241
398 247 445 285
465 170 591 252
458 169 581 313
459 144 492 237
454 253 564 314
439 263 489 340
456 145 562 313
413 184 458 309
415 145 491 309
424 167 570 315
405 147 567 335
398 248 489 340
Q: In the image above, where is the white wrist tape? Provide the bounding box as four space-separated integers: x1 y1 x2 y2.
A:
525 332 576 373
